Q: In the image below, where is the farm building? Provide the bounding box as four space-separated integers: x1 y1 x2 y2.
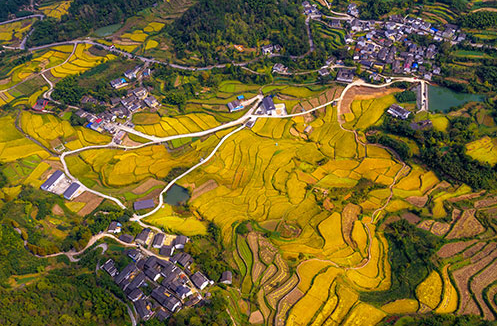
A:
134 199 155 211
173 235 189 249
227 99 243 112
63 182 82 200
40 170 64 192
110 78 128 89
133 87 148 100
152 233 165 248
191 271 209 290
32 98 49 111
125 66 141 80
387 104 411 120
261 96 276 114
119 234 134 243
134 299 152 321
102 259 118 277
160 245 174 257
336 69 355 83
108 221 122 233
261 44 274 55
219 271 232 284
144 96 159 108
135 228 152 245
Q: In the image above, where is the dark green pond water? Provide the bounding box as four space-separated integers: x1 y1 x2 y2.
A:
428 85 485 113
94 24 122 37
164 184 190 206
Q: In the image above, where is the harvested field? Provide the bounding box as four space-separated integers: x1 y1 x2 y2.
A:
247 232 265 282
259 235 278 264
267 274 299 309
339 86 402 115
475 196 497 209
431 222 450 236
406 196 428 207
275 287 304 326
342 203 361 248
463 242 486 259
452 247 497 314
131 178 165 194
72 191 103 216
51 204 64 216
190 179 218 201
437 240 478 258
470 257 497 320
249 310 264 324
446 209 485 239
402 212 421 224
260 264 277 286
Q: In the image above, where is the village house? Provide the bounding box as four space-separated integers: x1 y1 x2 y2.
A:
119 233 134 243
336 69 354 83
387 104 411 120
153 233 165 248
191 272 210 290
227 99 243 112
110 78 128 89
135 228 153 246
219 271 233 285
144 96 159 108
160 245 175 257
125 66 141 80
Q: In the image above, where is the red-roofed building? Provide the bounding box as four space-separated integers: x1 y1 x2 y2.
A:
32 99 49 111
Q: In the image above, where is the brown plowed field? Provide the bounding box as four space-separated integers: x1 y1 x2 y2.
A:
73 191 103 216
470 258 497 320
437 240 477 258
446 209 485 239
453 248 497 314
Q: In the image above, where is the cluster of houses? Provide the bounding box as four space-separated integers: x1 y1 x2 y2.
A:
74 86 159 144
261 44 282 56
103 222 233 321
343 14 466 80
298 2 470 82
40 170 83 200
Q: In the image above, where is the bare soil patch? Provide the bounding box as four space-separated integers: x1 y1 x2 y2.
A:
73 191 103 216
342 203 360 248
190 179 218 201
406 196 428 207
475 196 497 209
437 240 477 258
51 204 64 216
453 248 497 315
448 191 485 203
471 258 497 320
463 242 486 259
446 209 485 239
402 212 421 224
249 310 264 324
122 135 145 147
339 86 402 115
131 178 165 195
275 287 304 326
431 222 450 236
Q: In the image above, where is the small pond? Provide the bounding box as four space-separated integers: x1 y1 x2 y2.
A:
94 24 122 37
164 184 190 206
428 85 485 113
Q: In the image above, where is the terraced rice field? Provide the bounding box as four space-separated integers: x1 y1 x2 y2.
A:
0 116 49 162
51 43 116 78
465 136 497 165
39 1 72 19
0 19 35 46
20 111 111 150
135 113 221 137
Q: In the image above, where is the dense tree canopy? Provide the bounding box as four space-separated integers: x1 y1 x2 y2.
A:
28 0 158 45
169 0 309 63
0 0 30 21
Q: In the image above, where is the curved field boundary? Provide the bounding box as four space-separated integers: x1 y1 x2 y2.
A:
453 246 497 315
470 257 497 320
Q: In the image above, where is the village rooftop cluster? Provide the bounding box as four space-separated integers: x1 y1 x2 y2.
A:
102 224 232 322
73 65 159 145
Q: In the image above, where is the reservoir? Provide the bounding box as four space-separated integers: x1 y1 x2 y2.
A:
428 85 485 113
164 184 190 206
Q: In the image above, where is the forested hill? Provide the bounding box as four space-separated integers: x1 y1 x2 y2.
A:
0 0 31 21
28 0 157 46
169 0 309 61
